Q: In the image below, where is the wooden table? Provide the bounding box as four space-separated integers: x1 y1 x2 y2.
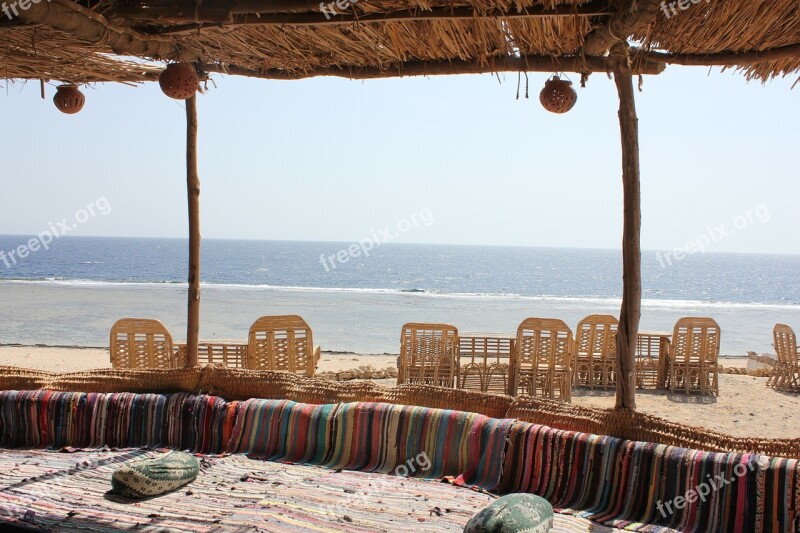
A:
175 341 248 368
457 333 516 395
635 330 671 389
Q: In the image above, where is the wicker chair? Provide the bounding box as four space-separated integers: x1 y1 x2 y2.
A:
668 317 720 395
246 315 321 376
573 315 618 390
109 318 180 369
175 343 247 368
397 323 458 387
457 336 514 394
635 333 667 389
770 324 799 392
514 318 573 402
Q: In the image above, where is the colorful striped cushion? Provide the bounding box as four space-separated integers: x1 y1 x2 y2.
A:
111 451 200 498
465 493 554 533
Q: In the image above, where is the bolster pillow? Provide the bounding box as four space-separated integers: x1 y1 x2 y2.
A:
464 493 554 533
111 451 200 498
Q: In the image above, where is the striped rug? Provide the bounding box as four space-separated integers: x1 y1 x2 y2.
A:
1 390 797 532
0 449 624 532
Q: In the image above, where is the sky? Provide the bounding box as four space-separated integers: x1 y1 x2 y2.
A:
0 66 798 254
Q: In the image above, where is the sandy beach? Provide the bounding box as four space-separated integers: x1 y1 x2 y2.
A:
1 344 797 440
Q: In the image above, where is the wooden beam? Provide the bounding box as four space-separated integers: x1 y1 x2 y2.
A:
203 53 665 80
640 43 800 67
15 0 195 61
185 94 201 368
129 1 611 30
583 0 663 56
115 0 345 19
611 46 641 411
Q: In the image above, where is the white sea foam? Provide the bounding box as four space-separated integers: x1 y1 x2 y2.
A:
1 279 796 310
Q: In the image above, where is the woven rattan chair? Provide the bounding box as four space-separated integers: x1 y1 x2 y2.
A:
109 318 180 369
573 315 618 390
246 315 321 376
635 333 667 389
457 336 514 394
514 318 573 402
398 323 458 387
770 324 799 392
668 317 720 395
175 343 247 368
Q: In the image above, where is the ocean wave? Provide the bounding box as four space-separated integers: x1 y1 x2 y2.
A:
0 278 798 309
1 278 183 287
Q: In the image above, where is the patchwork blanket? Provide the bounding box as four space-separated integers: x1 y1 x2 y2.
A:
0 390 797 532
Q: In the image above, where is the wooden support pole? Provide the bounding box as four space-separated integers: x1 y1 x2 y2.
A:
611 47 641 411
185 94 201 368
202 53 665 80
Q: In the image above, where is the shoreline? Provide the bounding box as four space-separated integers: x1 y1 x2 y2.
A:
1 281 797 355
0 342 400 356
0 342 758 360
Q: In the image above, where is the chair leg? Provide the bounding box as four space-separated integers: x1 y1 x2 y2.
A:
565 371 573 402
776 364 787 391
670 361 675 393
587 362 593 390
685 365 690 395
606 361 616 390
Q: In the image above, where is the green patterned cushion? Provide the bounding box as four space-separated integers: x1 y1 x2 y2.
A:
111 451 200 498
464 493 554 533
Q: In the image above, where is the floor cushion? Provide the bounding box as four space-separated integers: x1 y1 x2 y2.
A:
464 493 554 533
111 451 200 498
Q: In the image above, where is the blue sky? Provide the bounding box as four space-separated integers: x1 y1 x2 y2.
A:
1 66 798 254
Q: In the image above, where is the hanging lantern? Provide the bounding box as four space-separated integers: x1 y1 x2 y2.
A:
539 75 577 114
53 85 85 114
159 63 199 100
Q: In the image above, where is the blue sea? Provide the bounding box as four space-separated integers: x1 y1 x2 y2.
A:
0 236 798 355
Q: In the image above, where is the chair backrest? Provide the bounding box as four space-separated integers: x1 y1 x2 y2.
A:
109 318 177 369
247 315 315 374
516 318 573 371
671 317 721 364
399 323 458 383
575 315 618 361
774 324 798 366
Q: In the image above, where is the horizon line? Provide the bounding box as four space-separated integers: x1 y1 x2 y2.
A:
0 234 798 257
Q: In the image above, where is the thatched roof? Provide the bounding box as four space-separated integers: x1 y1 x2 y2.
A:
2 0 798 85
